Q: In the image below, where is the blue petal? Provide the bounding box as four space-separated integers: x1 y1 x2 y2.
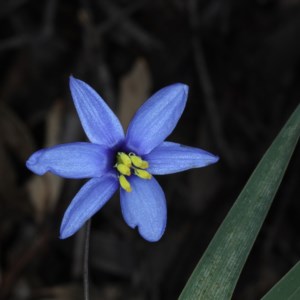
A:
26 142 111 178
120 176 167 242
144 142 219 175
70 76 124 146
60 175 118 239
125 84 188 155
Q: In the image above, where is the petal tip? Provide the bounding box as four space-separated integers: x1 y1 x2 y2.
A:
59 230 71 239
69 75 86 92
170 83 189 95
26 151 45 175
26 156 37 167
140 229 165 242
202 152 220 167
211 154 220 164
182 83 189 95
69 74 74 82
59 222 74 239
129 223 165 242
69 75 79 88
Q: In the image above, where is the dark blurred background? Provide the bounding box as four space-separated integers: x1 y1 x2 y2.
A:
0 0 299 299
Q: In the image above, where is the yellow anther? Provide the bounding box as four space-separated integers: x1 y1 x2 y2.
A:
134 168 152 179
140 160 149 169
117 152 131 167
116 163 131 176
115 152 151 189
119 175 132 192
130 154 149 169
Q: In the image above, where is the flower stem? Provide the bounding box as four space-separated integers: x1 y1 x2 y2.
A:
83 219 91 300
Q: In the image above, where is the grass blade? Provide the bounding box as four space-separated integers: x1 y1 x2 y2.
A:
261 261 300 300
179 104 300 300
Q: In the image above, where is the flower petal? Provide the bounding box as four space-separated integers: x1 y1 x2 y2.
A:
120 176 167 242
70 76 124 146
144 142 219 175
125 83 188 155
60 175 118 239
26 142 111 178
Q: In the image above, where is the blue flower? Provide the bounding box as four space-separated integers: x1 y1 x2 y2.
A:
26 76 219 242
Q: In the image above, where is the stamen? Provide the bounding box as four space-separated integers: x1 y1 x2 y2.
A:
115 152 151 192
129 154 149 169
116 164 131 176
119 175 132 192
117 152 131 167
134 168 152 179
140 160 149 169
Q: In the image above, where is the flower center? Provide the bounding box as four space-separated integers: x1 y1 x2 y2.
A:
115 152 152 192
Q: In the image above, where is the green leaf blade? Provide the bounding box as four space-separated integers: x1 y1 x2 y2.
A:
261 261 300 300
179 104 300 300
